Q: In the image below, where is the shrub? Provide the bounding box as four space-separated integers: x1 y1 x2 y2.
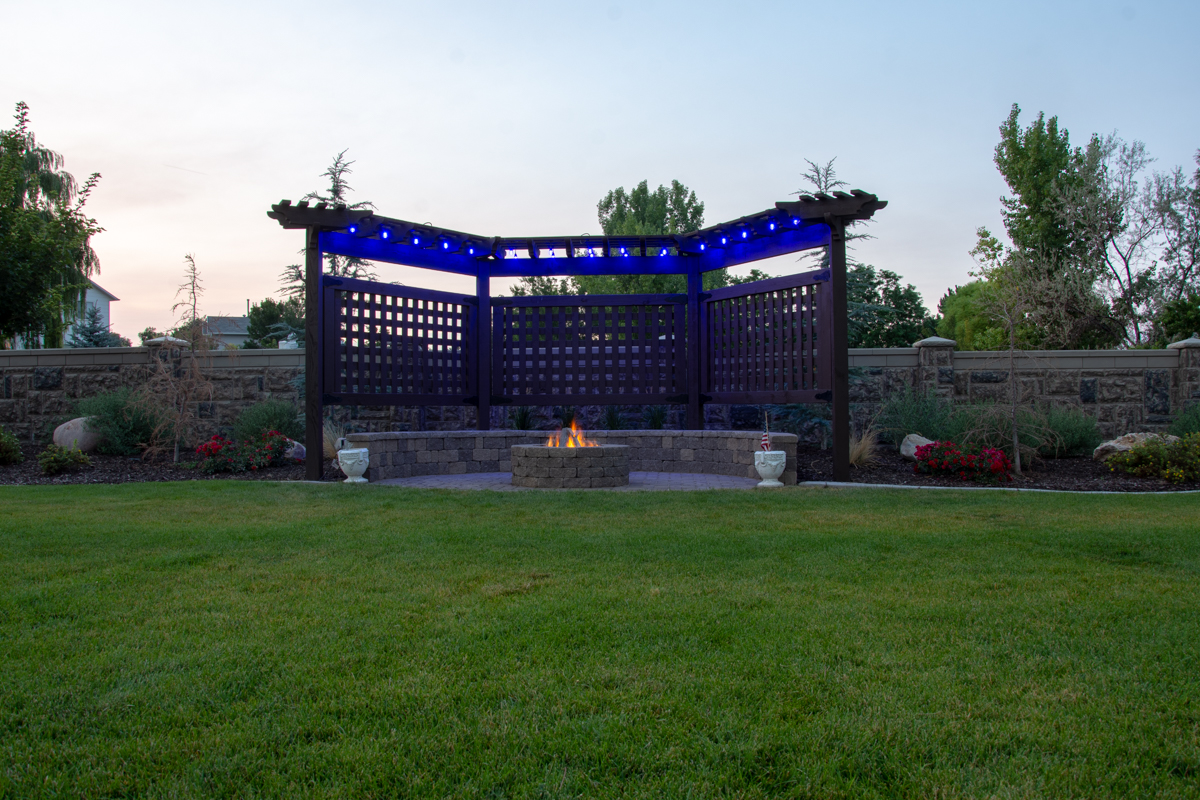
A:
950 402 1057 463
509 406 536 430
1107 433 1200 484
642 405 668 430
196 430 295 474
1042 405 1103 457
913 441 1012 483
233 400 302 442
877 388 955 446
849 427 879 467
38 445 91 476
1169 403 1200 438
75 388 165 456
602 406 625 430
0 426 23 465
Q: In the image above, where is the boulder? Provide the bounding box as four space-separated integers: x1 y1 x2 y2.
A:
900 433 935 461
53 417 102 453
1092 432 1180 461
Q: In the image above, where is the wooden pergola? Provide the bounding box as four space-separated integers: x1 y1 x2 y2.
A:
269 190 886 481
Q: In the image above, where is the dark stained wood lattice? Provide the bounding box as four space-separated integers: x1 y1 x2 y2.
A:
491 295 687 405
703 268 833 404
321 276 475 405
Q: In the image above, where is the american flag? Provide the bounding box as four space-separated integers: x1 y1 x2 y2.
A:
761 411 771 451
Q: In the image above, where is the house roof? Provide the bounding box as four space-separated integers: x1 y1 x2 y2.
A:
203 316 250 336
89 281 119 301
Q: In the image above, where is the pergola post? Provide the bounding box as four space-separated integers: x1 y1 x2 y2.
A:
686 262 703 430
304 226 323 481
829 219 850 482
476 267 491 430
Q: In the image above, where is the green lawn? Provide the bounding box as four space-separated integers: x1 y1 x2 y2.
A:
1 483 1198 799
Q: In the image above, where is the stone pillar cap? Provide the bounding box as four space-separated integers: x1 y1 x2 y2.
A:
1167 332 1200 349
912 336 957 348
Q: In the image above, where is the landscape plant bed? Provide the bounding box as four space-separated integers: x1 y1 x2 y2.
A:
799 444 1199 492
0 441 342 486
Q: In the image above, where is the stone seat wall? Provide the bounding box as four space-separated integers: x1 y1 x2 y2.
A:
345 430 800 485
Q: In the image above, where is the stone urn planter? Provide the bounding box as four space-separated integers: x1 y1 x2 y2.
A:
336 447 370 484
754 450 787 488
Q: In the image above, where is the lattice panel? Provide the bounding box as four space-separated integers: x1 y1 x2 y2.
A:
492 299 687 403
706 282 825 397
327 286 473 399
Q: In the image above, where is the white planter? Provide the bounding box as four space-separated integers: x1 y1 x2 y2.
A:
336 447 370 484
754 450 787 488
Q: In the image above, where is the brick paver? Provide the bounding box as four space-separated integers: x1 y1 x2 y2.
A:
373 471 762 491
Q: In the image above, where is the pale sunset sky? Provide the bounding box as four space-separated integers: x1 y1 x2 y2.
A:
3 0 1197 338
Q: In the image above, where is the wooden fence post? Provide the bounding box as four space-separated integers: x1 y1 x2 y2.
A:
686 263 703 430
304 227 323 481
829 219 850 482
477 268 491 430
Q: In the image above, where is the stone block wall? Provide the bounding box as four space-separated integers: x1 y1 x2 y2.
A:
844 338 1200 439
0 346 305 443
3 338 1197 447
346 430 799 484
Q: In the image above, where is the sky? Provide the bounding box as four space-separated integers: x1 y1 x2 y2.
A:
4 0 1198 339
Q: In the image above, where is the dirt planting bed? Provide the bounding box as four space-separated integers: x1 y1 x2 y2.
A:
799 445 1196 492
0 442 342 486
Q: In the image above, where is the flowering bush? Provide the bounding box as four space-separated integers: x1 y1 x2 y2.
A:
913 441 1012 482
1106 433 1200 484
195 430 295 474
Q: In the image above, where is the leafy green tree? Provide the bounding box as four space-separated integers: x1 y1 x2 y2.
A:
937 282 1007 350
1159 294 1200 342
243 297 304 348
994 104 1079 258
66 304 130 347
280 150 376 303
847 265 935 347
512 179 763 297
0 102 102 348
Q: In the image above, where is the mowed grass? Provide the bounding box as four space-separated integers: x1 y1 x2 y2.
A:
1 484 1198 799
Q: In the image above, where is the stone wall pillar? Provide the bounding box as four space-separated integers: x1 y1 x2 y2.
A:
1168 332 1200 409
913 336 956 398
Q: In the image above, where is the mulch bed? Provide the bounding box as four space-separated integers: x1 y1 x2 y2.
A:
799 444 1197 492
2 441 1192 492
0 442 342 486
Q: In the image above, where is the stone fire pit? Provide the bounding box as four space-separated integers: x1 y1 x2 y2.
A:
511 444 630 488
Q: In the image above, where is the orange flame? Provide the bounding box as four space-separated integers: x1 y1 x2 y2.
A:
545 419 598 447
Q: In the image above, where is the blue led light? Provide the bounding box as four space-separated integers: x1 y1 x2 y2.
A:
349 226 356 233
700 243 706 251
469 248 474 255
381 230 388 239
792 218 800 226
442 242 449 250
721 237 727 245
413 236 420 245
621 247 628 256
660 248 668 256
586 248 596 257
769 222 775 231
742 231 748 239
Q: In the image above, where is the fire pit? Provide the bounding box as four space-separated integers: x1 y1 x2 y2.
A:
511 422 629 488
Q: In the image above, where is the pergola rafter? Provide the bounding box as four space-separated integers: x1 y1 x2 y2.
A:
268 191 886 482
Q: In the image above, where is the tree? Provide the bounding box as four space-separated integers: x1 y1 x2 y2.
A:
280 150 376 302
1057 135 1160 345
511 179 765 297
138 327 164 344
172 254 204 342
0 102 102 348
1150 151 1200 306
994 104 1079 258
66 304 130 347
795 158 932 344
244 297 304 348
847 265 935 347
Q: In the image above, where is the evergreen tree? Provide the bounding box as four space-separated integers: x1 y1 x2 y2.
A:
280 150 376 303
66 304 130 347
